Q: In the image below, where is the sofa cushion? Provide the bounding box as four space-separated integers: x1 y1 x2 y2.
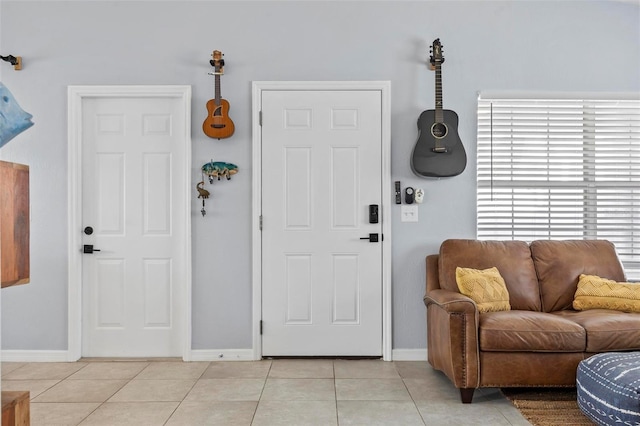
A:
552 310 640 352
439 240 541 311
530 240 626 312
455 267 510 313
479 311 586 352
573 274 640 313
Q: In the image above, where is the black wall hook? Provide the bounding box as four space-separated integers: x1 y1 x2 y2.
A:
1 54 22 70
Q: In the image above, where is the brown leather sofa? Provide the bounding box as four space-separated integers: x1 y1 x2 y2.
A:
424 239 640 403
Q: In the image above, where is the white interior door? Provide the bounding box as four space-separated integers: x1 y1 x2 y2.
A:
261 89 384 356
80 94 187 357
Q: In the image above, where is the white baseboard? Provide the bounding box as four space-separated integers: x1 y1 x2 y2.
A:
1 348 425 362
189 349 256 361
2 350 70 362
392 349 428 361
1 349 256 363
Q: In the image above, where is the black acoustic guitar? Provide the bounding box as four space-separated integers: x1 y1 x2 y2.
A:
411 39 466 178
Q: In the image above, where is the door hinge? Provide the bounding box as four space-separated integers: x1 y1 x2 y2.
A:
259 111 262 126
260 320 263 335
259 215 263 231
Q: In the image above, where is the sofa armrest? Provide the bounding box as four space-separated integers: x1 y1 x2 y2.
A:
424 289 478 314
424 288 480 395
426 254 440 292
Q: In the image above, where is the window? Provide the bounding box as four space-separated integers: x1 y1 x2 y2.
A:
477 94 640 278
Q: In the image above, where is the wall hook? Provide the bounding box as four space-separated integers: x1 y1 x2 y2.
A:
202 160 238 183
1 55 22 70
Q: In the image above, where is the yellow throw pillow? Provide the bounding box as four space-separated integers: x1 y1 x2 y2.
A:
573 274 640 313
455 267 511 313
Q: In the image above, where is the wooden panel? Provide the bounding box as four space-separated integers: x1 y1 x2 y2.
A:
0 160 30 288
2 390 30 426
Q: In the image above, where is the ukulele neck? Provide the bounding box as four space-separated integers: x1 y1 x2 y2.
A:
215 72 221 106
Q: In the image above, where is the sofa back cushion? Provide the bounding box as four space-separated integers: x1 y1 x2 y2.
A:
530 240 626 312
439 239 541 311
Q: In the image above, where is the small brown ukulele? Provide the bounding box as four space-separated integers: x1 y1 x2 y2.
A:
203 50 235 139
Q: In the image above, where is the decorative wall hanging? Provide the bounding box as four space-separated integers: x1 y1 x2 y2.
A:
197 160 238 216
202 50 235 139
202 160 238 183
196 181 210 216
0 82 34 148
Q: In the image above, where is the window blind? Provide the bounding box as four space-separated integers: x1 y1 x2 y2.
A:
477 95 640 279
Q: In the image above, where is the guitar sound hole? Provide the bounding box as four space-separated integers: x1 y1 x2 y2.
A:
431 122 448 139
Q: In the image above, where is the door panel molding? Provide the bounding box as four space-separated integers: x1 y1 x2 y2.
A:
251 81 392 360
67 85 192 361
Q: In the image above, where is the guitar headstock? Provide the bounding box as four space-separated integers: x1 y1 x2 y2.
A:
429 39 444 66
209 50 225 74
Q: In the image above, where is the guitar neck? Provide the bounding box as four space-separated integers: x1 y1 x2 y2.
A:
434 63 443 123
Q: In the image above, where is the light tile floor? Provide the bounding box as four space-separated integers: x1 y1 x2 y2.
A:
1 359 531 425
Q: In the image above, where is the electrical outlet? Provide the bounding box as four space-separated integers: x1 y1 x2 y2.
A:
401 205 419 222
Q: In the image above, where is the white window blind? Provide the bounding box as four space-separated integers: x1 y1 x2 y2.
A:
477 94 640 278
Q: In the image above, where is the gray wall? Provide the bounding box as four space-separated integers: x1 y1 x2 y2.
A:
0 1 638 352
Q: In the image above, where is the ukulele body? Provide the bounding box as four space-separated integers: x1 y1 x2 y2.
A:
411 108 466 178
203 98 235 139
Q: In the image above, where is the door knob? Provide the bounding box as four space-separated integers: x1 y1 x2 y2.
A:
360 233 379 243
83 244 101 254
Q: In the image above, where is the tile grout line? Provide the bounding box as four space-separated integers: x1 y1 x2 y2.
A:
162 360 213 425
74 363 126 426
333 360 340 426
249 359 273 425
33 362 101 426
84 363 132 426
397 366 428 426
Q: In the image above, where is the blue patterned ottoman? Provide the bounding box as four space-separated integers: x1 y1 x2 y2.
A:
577 352 640 425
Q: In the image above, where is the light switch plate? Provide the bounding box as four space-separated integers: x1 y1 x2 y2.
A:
401 205 419 222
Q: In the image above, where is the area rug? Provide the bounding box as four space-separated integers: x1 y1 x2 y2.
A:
501 387 593 425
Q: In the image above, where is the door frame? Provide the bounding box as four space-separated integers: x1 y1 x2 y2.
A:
251 81 392 360
67 85 192 361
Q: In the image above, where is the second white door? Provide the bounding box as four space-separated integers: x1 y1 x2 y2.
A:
261 89 384 356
